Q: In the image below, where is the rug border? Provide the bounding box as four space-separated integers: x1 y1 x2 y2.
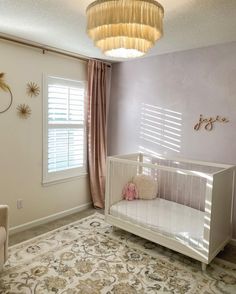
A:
9 212 103 250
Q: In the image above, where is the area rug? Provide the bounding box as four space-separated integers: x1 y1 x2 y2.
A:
0 213 236 293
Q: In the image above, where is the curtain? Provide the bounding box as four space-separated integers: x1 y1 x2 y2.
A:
87 60 109 209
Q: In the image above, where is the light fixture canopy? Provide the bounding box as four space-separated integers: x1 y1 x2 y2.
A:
86 0 164 58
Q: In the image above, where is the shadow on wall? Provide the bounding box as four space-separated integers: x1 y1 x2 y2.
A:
139 103 182 155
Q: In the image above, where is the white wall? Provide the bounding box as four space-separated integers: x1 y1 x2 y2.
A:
108 41 236 237
0 41 91 229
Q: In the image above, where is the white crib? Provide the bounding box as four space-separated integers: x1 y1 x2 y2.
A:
105 153 235 270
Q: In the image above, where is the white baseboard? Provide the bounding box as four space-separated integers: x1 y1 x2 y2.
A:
9 202 92 235
230 239 236 246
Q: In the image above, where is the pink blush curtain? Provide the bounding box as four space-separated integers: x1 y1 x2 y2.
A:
87 60 108 209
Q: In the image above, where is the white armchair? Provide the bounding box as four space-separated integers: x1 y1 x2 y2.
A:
0 205 8 269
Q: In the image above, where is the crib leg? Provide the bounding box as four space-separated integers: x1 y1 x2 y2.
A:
112 226 118 232
201 263 207 272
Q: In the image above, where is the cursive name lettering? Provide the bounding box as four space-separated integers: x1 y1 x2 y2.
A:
194 115 229 131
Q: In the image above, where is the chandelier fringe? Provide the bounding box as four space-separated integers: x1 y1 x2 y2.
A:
96 37 153 54
86 0 164 58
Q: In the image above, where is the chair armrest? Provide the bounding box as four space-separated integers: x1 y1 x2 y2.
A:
0 205 9 231
0 205 9 262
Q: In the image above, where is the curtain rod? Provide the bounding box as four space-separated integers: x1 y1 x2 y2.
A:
0 33 112 67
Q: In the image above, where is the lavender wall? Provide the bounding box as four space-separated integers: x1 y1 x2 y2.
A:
108 42 236 237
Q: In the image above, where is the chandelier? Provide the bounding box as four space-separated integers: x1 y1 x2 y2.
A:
86 0 164 59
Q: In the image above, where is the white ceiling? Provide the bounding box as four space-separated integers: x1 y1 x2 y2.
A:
0 0 236 61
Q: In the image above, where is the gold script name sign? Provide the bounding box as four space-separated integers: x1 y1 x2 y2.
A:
194 115 229 131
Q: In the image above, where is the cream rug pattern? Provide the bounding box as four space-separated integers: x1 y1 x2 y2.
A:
0 213 236 293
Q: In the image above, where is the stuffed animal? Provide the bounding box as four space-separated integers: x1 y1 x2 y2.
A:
122 182 138 201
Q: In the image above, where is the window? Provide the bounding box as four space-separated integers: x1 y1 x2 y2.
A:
43 76 87 184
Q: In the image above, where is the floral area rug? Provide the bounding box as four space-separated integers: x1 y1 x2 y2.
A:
0 213 236 293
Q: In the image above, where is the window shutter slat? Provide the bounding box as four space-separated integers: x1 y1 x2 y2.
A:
47 79 86 174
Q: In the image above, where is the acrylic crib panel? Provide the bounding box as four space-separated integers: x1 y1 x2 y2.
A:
207 168 235 262
105 153 235 268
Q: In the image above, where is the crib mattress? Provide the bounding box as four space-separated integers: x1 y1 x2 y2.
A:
110 198 205 246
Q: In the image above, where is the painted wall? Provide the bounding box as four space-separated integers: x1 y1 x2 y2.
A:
0 41 91 229
108 41 236 237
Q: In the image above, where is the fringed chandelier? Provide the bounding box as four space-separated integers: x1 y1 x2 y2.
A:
86 0 164 59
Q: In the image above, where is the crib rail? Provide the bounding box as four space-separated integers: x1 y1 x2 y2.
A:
111 152 233 171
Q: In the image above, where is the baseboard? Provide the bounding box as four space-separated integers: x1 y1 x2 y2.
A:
230 239 236 246
9 202 92 235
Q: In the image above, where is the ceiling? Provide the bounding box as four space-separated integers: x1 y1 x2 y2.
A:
0 0 236 62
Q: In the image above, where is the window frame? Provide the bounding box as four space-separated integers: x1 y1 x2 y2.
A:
43 75 87 185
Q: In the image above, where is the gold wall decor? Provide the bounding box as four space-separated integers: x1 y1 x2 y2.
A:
194 114 229 131
0 72 13 114
27 82 40 97
17 104 31 119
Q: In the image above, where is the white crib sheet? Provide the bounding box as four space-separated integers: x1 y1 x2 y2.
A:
110 198 205 246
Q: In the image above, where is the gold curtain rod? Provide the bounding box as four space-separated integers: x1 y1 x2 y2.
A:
0 34 112 67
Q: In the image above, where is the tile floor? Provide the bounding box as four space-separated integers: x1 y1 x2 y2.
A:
9 208 236 265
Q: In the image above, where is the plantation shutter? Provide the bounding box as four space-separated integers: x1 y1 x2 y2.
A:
43 76 87 183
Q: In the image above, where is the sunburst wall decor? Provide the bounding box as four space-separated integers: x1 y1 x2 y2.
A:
17 104 31 119
27 82 40 97
0 72 13 114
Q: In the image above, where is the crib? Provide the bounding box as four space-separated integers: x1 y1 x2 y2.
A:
105 153 235 270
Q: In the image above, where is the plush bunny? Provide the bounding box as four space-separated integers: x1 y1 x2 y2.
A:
122 182 138 201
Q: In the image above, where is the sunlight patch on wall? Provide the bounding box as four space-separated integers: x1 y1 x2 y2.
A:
139 103 182 154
